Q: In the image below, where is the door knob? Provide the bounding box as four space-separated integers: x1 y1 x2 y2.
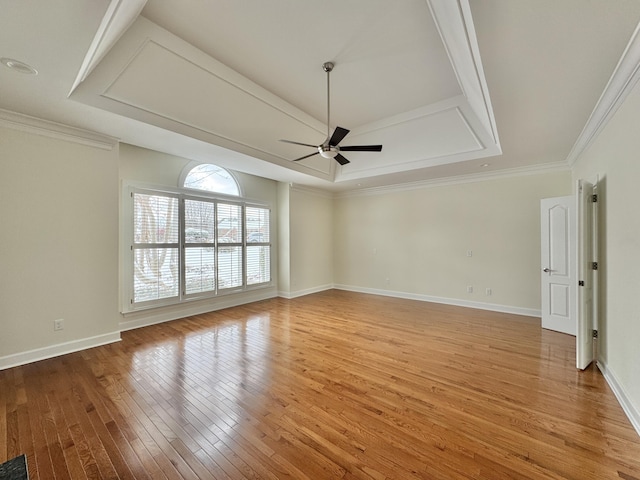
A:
543 267 552 272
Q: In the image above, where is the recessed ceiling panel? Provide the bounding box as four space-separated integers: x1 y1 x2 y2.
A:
337 105 483 175
141 0 462 128
103 39 333 177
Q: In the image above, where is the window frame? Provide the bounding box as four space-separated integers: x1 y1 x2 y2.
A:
179 162 242 197
122 182 272 313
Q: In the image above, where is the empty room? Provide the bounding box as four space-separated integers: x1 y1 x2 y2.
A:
1 1 640 479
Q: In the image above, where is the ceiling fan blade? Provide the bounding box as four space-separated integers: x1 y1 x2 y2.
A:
280 139 318 148
339 145 383 152
328 126 350 146
335 153 350 166
292 152 320 162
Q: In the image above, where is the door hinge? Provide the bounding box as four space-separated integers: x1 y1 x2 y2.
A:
592 194 598 202
592 262 598 270
592 329 598 339
578 280 585 286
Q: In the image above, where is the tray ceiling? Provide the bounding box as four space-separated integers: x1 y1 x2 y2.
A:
2 0 640 191
69 0 501 185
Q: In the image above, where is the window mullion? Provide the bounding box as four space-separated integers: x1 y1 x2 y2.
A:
242 204 247 288
179 195 185 299
214 198 219 295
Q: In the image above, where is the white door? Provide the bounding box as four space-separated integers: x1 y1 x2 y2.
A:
541 196 576 335
577 179 597 369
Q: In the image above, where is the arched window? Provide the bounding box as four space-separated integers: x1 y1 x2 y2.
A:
182 163 240 196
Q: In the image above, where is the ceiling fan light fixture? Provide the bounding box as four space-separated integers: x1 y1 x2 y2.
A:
318 146 338 158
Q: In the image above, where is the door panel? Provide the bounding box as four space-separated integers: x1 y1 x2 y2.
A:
541 196 576 335
550 284 569 317
577 179 595 370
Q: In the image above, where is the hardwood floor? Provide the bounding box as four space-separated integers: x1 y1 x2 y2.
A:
1 290 639 479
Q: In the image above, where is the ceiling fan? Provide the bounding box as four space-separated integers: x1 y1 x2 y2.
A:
280 62 382 166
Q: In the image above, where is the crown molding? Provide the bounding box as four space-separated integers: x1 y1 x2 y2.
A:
0 109 118 150
428 0 501 149
566 21 640 166
335 162 570 198
289 183 334 199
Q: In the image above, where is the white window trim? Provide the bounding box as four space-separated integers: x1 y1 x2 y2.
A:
120 180 272 313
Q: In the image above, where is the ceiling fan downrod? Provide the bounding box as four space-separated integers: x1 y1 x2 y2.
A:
322 62 334 143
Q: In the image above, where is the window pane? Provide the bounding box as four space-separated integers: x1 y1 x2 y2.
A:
134 193 179 244
217 203 242 243
185 247 215 294
185 199 215 243
247 245 270 285
133 247 179 302
246 207 269 243
218 246 242 289
183 164 239 196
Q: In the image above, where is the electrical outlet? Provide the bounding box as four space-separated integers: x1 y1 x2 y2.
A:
467 286 473 293
54 319 64 331
486 288 492 296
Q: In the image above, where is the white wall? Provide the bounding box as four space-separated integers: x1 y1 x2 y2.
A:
118 143 279 330
333 171 571 314
572 79 640 432
0 124 120 367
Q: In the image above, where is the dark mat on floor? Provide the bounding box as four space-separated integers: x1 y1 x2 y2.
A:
0 455 27 480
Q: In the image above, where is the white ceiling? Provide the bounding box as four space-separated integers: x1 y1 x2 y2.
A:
1 0 640 192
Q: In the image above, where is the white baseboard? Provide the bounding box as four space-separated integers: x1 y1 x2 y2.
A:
278 284 333 300
0 285 539 371
120 288 278 331
332 284 541 318
0 332 121 370
597 360 640 438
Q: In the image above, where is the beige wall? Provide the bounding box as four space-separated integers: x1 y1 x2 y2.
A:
277 182 291 293
0 125 120 365
333 171 572 313
572 79 640 428
290 187 333 295
119 143 278 201
277 184 333 297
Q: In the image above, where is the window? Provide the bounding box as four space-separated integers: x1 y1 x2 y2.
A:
127 185 271 311
133 193 180 303
246 206 271 285
182 163 240 196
